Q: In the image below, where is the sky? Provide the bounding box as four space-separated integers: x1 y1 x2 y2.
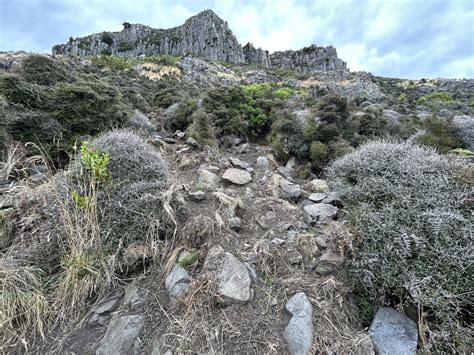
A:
0 0 473 79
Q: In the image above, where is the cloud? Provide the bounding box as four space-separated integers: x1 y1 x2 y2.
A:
0 0 472 78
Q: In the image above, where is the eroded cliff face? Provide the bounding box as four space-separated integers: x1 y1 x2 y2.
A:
52 9 347 73
270 45 347 73
53 10 245 64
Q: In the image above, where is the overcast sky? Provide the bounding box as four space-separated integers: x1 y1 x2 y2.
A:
1 0 473 79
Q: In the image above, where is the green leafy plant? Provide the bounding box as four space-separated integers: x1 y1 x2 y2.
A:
80 141 110 182
71 191 91 209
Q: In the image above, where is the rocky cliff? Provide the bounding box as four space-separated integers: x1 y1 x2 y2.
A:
271 45 347 72
53 10 347 73
53 10 245 64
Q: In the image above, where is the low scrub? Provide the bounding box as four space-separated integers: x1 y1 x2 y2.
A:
327 140 472 351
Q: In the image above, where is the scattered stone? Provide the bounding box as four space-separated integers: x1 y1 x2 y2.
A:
369 307 418 355
307 179 329 193
228 216 242 230
222 168 252 185
206 246 252 305
29 173 48 185
88 294 122 326
236 143 250 154
314 236 328 250
189 190 206 202
96 315 145 355
289 254 303 265
286 157 297 169
176 146 191 154
124 284 146 310
197 169 219 190
303 203 338 225
28 164 48 176
186 137 199 147
277 166 295 179
255 156 270 171
244 262 257 281
163 137 177 144
316 251 344 275
286 230 298 243
283 292 313 355
174 130 186 139
308 192 327 203
271 237 285 246
165 265 191 300
321 191 343 207
229 157 251 170
255 216 268 229
279 178 301 199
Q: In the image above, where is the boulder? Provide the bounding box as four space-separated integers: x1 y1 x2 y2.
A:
96 315 145 355
369 307 418 355
283 292 313 355
222 168 252 185
303 203 338 225
197 169 219 190
165 265 191 300
206 246 252 304
255 156 270 171
316 251 344 275
279 178 301 199
277 166 295 179
229 157 252 171
124 284 147 310
321 191 343 207
306 179 329 193
308 192 327 203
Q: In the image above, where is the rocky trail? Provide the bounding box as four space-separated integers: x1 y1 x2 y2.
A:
20 130 415 355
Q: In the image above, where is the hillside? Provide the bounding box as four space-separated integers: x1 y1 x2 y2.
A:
1 9 473 355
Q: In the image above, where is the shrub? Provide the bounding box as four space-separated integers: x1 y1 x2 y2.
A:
100 32 114 46
452 115 473 151
128 110 154 132
117 41 134 52
417 91 454 105
187 109 217 146
416 116 465 153
20 55 68 86
91 130 170 245
328 140 472 351
309 141 328 168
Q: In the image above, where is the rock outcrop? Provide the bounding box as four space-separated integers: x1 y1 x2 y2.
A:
243 42 271 68
270 45 347 73
53 10 245 64
52 10 347 74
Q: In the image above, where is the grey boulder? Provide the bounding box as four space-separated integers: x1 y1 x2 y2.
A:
279 178 301 199
96 315 145 355
303 203 338 225
283 292 313 355
255 156 270 171
165 265 191 300
369 307 418 355
222 168 252 185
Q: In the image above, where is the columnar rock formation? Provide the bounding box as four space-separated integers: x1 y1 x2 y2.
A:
271 45 347 72
52 9 347 73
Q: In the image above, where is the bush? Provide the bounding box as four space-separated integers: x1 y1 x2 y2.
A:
20 55 68 86
417 91 454 105
452 115 473 151
187 109 217 146
117 41 134 52
100 32 114 46
416 116 465 153
327 140 472 351
128 110 153 132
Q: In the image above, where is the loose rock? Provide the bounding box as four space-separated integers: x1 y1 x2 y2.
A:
308 192 327 203
303 203 338 225
222 168 252 185
283 292 313 355
255 156 270 171
228 216 242 230
96 315 145 355
369 307 418 355
316 251 344 275
197 169 219 190
306 179 329 193
279 178 301 199
189 190 206 202
165 265 191 300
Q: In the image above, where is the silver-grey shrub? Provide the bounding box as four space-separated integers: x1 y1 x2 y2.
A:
327 139 472 351
91 130 170 244
452 115 473 151
128 109 154 133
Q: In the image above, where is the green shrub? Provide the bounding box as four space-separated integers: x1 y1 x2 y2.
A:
100 49 112 56
188 109 217 146
328 140 472 351
416 116 465 153
20 55 68 86
274 87 294 100
90 55 134 70
397 92 407 104
309 141 328 168
117 41 134 52
100 32 114 46
417 91 454 105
